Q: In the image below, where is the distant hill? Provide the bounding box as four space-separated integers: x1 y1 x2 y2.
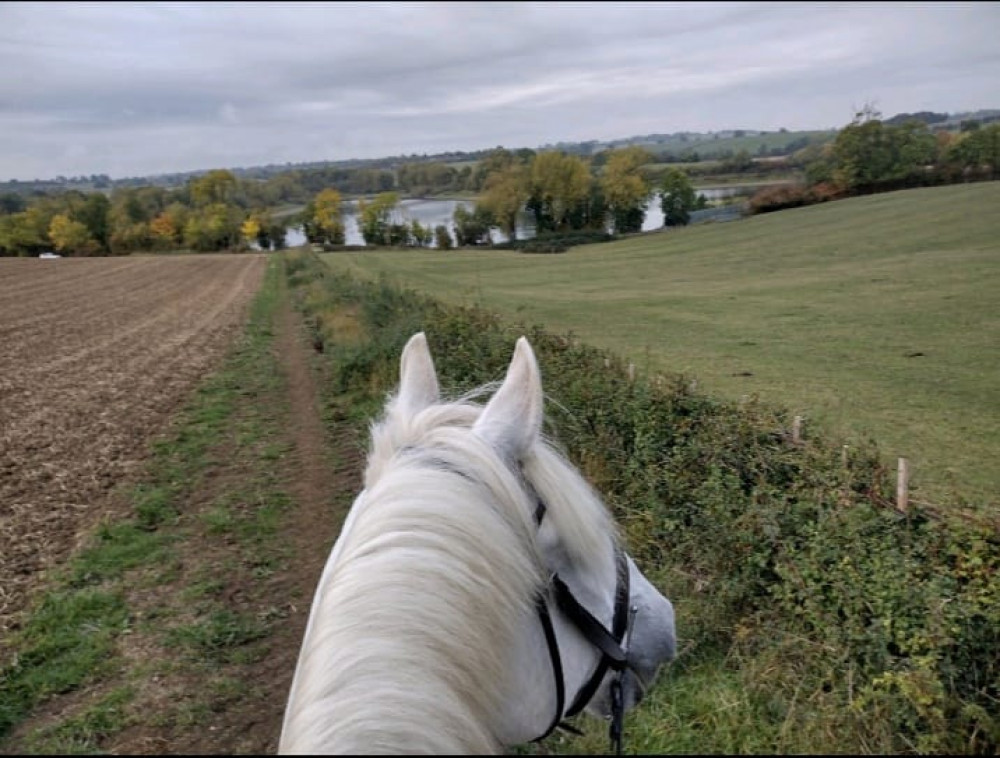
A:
1 108 996 193
595 129 838 161
884 108 1000 128
884 110 951 126
931 108 1000 129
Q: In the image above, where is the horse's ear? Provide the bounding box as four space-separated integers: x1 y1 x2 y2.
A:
473 336 543 460
395 332 439 418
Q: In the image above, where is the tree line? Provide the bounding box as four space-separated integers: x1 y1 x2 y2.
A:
297 145 706 251
0 169 296 256
0 144 708 256
749 107 1000 214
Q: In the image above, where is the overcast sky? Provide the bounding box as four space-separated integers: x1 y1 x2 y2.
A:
2 1 997 181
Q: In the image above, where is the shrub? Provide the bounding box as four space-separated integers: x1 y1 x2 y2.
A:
517 241 567 254
747 184 813 214
493 229 615 253
747 182 849 215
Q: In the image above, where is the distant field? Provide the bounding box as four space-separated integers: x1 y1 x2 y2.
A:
321 182 1000 506
642 167 803 189
641 129 837 158
272 203 306 219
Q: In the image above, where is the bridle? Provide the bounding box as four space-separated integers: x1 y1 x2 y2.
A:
530 497 638 756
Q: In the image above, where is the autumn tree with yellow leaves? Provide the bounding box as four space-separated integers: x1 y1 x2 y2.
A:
601 146 653 234
477 163 530 241
526 151 593 233
48 213 100 255
302 188 346 245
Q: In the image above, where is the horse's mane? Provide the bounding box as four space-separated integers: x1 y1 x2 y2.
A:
280 385 619 754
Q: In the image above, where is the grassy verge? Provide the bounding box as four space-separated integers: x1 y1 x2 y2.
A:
286 246 1000 754
0 256 291 753
319 181 1000 507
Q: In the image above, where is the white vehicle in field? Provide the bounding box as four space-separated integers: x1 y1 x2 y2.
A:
39 252 61 259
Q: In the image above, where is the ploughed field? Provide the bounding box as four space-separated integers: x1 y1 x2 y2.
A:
0 254 267 638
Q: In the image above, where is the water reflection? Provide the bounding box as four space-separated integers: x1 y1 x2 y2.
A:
284 186 751 248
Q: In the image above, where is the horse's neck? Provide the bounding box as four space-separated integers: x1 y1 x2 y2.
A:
282 548 505 753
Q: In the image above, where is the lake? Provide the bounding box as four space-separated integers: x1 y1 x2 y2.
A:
284 186 754 248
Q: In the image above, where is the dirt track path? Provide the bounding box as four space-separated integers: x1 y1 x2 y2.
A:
274 289 348 607
121 272 364 755
225 285 362 753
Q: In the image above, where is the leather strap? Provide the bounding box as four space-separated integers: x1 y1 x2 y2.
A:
531 593 565 742
530 490 632 745
560 546 630 718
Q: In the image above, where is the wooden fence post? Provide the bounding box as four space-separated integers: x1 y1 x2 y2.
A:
792 415 802 444
627 362 635 383
897 457 909 513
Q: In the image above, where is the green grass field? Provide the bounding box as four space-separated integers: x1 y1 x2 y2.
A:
641 128 836 158
321 181 1000 506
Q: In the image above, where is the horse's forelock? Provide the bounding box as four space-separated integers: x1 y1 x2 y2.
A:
365 398 482 488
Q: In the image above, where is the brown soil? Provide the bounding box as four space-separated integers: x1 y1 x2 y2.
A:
0 256 363 753
0 254 267 640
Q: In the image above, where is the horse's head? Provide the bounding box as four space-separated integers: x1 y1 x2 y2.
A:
280 332 676 754
393 332 676 748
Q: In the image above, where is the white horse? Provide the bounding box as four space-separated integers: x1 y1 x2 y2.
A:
280 332 676 754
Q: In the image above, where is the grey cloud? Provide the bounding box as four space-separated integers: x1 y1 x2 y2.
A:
1 1 998 179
